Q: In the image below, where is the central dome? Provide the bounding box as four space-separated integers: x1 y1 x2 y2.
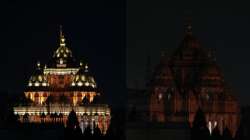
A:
48 27 77 68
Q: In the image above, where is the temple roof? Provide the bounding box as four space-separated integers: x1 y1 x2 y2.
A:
70 62 97 91
170 23 209 65
199 60 224 88
150 54 175 87
47 26 77 68
26 62 49 91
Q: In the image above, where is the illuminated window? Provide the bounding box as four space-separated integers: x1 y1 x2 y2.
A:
77 81 83 86
28 82 32 86
85 82 89 86
60 59 64 64
42 82 47 86
35 82 39 87
38 76 42 81
81 75 85 81
76 75 79 81
158 93 163 100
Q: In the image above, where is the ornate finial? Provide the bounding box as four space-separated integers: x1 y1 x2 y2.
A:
44 64 47 69
37 61 41 68
184 17 192 35
80 61 83 67
59 25 66 47
84 63 89 72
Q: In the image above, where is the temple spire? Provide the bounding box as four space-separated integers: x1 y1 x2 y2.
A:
184 17 192 35
59 25 66 47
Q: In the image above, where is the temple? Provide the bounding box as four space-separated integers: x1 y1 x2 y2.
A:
149 22 240 137
13 26 111 134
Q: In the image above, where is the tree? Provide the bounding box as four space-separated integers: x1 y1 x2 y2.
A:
59 94 68 106
45 95 53 114
222 127 232 140
83 125 92 138
82 96 89 105
191 108 210 140
93 124 102 139
211 126 222 140
65 110 82 140
66 109 79 129
40 112 46 123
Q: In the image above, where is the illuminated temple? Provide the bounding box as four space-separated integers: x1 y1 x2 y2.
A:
14 27 111 134
149 23 240 137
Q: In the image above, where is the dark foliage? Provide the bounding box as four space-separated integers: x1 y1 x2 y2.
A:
191 108 210 140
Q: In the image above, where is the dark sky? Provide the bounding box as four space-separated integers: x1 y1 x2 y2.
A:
127 1 250 106
3 0 126 108
3 0 250 107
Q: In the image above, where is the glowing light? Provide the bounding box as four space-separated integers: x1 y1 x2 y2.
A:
77 81 83 86
38 76 42 81
85 82 89 86
72 82 76 86
81 75 85 81
35 82 39 87
60 59 63 64
28 82 32 86
158 93 163 100
42 82 47 86
37 62 40 67
208 121 212 134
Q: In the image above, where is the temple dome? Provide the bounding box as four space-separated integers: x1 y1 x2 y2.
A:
48 26 77 68
150 55 175 87
71 62 97 90
170 24 208 64
199 61 224 87
27 62 49 88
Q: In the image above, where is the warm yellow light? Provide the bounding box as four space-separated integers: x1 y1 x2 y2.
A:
81 75 85 81
42 82 47 86
85 82 89 86
72 82 76 86
60 59 64 64
77 81 83 86
28 82 32 86
35 82 39 87
38 76 42 81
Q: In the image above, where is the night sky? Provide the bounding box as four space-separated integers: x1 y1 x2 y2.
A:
3 0 125 108
3 0 250 108
127 1 250 106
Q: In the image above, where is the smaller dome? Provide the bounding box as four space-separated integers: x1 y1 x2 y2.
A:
150 55 175 87
71 62 97 91
27 62 49 88
199 62 224 87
